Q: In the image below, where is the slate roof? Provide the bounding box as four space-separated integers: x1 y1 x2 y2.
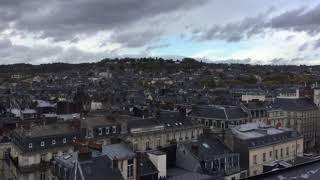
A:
55 152 123 180
157 110 195 128
274 98 317 111
190 105 248 120
102 143 136 160
15 123 79 138
139 155 159 176
232 123 303 148
183 137 233 160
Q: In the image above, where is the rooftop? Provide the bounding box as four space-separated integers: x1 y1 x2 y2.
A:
191 105 248 120
231 123 302 148
15 123 79 138
102 143 136 160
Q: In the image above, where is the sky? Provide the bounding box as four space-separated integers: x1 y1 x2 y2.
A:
1 0 320 65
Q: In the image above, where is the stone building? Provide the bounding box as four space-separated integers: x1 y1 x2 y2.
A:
121 111 204 152
273 98 319 150
8 123 85 180
225 123 303 177
176 136 245 180
189 105 249 134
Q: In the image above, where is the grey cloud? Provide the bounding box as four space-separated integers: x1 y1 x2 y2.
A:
195 13 268 42
196 4 320 42
298 43 309 52
285 35 295 41
314 39 320 49
110 29 163 48
269 5 320 34
145 43 170 52
0 39 114 64
0 0 207 42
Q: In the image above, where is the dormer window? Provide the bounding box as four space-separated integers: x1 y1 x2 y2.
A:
73 137 76 142
63 138 66 144
98 128 102 135
106 127 110 134
29 143 33 148
41 141 45 147
52 140 56 145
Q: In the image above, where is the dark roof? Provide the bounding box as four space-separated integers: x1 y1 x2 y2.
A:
81 156 123 180
274 98 317 111
126 117 162 130
102 143 136 160
139 155 158 176
157 110 195 128
183 137 233 160
191 105 248 120
242 101 268 110
14 123 78 137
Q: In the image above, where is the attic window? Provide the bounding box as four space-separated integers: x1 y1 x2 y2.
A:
41 141 45 147
175 123 178 126
63 138 67 144
52 140 56 145
167 124 171 127
98 128 102 135
29 143 33 148
106 127 110 134
179 122 183 125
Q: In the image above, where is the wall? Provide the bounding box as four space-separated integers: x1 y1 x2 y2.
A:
248 138 303 176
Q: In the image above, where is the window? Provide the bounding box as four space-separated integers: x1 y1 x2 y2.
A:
286 147 289 156
106 127 110 134
40 172 45 180
29 143 33 148
157 139 161 147
280 148 283 158
191 130 194 138
263 153 266 162
73 136 77 142
52 152 57 159
275 150 278 159
63 138 67 144
41 153 46 161
112 126 117 133
146 141 150 150
52 139 56 145
127 159 134 177
98 128 102 135
41 141 45 147
253 155 257 164
269 151 272 158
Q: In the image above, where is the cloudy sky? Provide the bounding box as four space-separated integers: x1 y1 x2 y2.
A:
1 0 320 65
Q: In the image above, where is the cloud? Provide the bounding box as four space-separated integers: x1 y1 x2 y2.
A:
145 43 170 52
0 38 115 64
0 0 207 42
314 39 320 49
298 43 309 52
195 4 320 42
